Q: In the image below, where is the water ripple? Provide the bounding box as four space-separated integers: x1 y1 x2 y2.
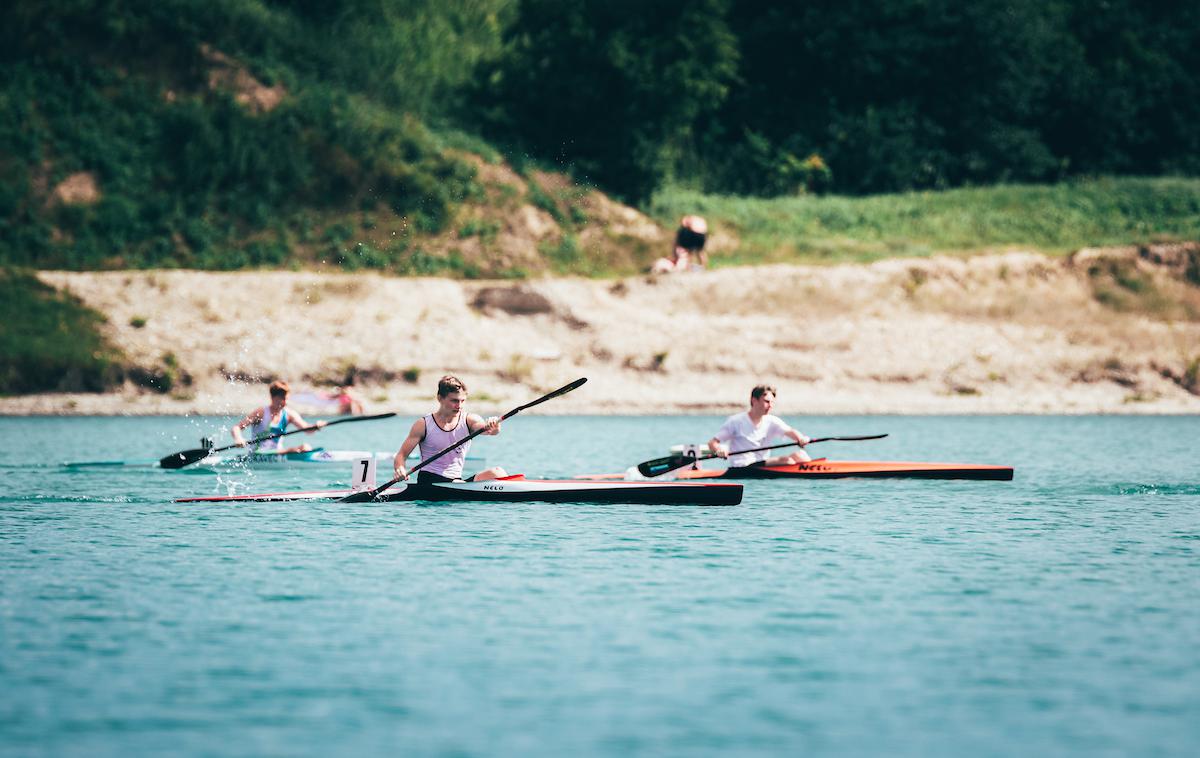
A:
1 414 1197 756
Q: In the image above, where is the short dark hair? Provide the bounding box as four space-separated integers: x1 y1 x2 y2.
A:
437 375 467 397
269 380 291 398
750 384 776 400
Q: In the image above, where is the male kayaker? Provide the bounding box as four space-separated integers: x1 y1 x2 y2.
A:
392 375 508 483
708 384 811 470
232 380 326 453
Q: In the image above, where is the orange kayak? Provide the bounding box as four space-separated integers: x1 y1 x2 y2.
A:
578 458 1014 482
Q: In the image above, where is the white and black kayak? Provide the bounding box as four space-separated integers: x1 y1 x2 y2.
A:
176 474 743 506
62 448 485 471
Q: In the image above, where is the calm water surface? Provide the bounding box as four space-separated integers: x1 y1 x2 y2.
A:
1 415 1197 756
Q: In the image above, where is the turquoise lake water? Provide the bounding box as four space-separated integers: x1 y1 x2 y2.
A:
1 414 1197 756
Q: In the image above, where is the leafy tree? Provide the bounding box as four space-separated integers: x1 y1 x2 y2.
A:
479 0 738 202
482 0 1198 197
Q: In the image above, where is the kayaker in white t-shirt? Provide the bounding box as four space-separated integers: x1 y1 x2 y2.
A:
708 384 811 469
392 375 509 483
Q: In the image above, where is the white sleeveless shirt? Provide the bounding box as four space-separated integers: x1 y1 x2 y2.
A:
249 405 288 450
418 413 471 478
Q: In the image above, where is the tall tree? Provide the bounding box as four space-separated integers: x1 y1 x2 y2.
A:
479 0 738 201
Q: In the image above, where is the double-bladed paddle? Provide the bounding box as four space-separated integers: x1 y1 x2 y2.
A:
158 412 397 469
339 377 588 503
636 434 889 478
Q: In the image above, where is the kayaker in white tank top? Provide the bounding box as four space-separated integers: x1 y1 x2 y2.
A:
248 404 288 451
393 375 509 483
708 384 811 468
418 412 471 479
232 380 325 454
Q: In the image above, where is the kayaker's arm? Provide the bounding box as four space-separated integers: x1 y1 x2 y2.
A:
786 429 811 447
287 410 326 434
707 436 728 458
393 417 427 480
231 408 263 447
467 413 502 436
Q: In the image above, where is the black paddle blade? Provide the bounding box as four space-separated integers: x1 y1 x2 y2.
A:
509 377 587 416
544 376 587 401
338 490 377 503
811 434 889 443
158 448 211 469
637 455 693 478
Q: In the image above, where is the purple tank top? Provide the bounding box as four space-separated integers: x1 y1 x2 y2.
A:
418 414 471 479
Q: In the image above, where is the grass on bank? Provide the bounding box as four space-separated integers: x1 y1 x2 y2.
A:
0 0 495 272
0 270 126 394
649 177 1200 266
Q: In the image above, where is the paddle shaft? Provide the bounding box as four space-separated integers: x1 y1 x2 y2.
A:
345 378 587 502
638 434 889 477
216 412 396 454
158 412 396 469
704 435 888 464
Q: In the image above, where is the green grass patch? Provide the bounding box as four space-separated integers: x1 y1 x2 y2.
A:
649 177 1200 266
0 270 126 394
0 3 486 272
1084 257 1198 320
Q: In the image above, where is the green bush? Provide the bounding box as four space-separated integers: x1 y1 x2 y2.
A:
1186 248 1200 287
0 269 126 394
707 131 834 197
0 2 484 271
543 234 581 272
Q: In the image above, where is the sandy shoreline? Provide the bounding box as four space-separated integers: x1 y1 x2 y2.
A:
4 249 1198 416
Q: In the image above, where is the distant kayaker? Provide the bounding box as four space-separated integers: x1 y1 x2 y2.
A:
651 215 708 274
232 380 326 453
392 375 508 483
708 384 811 469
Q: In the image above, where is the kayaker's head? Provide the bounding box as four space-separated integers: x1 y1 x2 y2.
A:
268 380 291 409
749 384 777 416
437 375 468 415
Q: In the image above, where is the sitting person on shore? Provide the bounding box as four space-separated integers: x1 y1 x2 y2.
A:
651 215 708 274
232 380 325 454
332 384 364 415
708 384 811 470
330 371 365 416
